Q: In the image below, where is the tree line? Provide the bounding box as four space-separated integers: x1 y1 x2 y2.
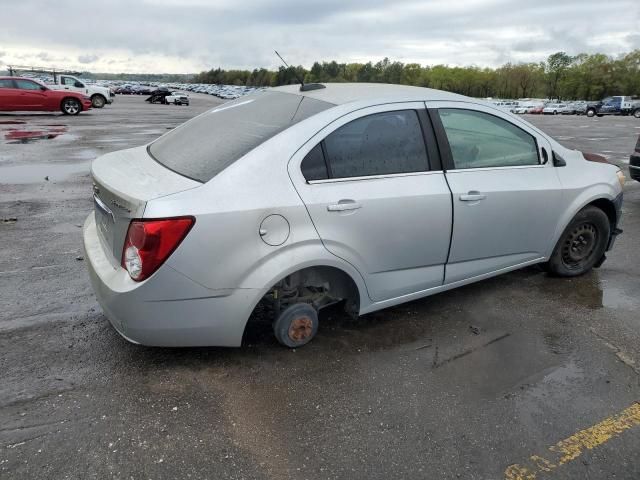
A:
192 50 640 100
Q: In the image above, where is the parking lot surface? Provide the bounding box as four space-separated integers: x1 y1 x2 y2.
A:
1 97 639 479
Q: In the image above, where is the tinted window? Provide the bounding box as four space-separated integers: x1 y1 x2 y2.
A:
14 79 42 91
439 109 539 169
323 110 428 179
301 143 328 181
0 79 14 88
149 91 334 182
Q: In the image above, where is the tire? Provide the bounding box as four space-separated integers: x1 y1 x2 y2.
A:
273 303 319 348
634 109 640 119
586 109 596 118
61 98 81 115
544 206 610 277
553 110 557 115
91 95 106 108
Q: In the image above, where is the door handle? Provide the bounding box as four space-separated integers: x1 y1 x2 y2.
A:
459 192 487 202
327 201 362 212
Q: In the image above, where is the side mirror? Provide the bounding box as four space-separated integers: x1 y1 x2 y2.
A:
40 86 47 91
541 147 549 165
553 151 567 167
75 82 84 88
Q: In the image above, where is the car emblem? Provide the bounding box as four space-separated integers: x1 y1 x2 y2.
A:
110 199 131 213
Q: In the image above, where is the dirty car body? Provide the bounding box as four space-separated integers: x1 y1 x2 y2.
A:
83 83 624 347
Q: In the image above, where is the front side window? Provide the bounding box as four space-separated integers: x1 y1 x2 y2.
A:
439 109 539 169
0 79 14 88
322 110 428 179
14 80 42 91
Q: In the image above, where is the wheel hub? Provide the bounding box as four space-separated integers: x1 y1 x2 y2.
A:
562 223 597 266
288 316 313 342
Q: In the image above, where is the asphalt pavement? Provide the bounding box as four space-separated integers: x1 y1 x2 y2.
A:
1 96 639 479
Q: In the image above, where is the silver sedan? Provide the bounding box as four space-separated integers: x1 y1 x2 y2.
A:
84 83 625 348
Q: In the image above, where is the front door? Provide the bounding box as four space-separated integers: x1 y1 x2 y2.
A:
59 76 87 95
428 102 563 284
13 79 47 110
288 103 453 302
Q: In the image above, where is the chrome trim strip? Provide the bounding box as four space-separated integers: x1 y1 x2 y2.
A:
308 170 440 184
94 194 115 223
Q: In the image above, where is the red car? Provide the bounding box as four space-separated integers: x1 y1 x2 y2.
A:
0 76 92 115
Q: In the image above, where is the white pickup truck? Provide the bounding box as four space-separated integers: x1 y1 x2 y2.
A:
49 74 114 108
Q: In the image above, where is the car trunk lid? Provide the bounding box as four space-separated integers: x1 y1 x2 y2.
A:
91 146 201 266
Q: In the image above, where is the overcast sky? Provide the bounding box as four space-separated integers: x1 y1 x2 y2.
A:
1 0 639 74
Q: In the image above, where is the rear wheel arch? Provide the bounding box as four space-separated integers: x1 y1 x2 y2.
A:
242 264 364 343
260 265 361 315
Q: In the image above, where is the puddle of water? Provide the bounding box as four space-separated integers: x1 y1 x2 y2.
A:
2 125 68 144
0 162 90 184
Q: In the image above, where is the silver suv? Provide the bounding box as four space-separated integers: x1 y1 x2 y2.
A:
84 83 625 348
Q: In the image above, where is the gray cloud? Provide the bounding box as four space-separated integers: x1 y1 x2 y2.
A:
0 0 638 73
78 54 100 64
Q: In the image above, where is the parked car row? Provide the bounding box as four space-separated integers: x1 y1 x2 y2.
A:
491 97 640 118
110 82 262 100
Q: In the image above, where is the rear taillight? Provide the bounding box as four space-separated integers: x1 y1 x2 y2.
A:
121 217 194 282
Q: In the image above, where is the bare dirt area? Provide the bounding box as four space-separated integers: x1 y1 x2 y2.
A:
1 98 639 479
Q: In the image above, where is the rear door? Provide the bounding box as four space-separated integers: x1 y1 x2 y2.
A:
0 79 18 110
428 101 563 284
288 103 453 302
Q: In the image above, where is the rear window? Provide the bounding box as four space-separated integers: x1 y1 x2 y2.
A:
149 91 334 182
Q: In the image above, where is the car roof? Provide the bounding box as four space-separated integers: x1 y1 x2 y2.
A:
271 82 467 105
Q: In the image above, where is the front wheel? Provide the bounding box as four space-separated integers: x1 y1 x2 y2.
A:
91 95 106 108
586 109 596 117
61 98 81 115
634 109 640 119
544 206 610 277
273 303 319 348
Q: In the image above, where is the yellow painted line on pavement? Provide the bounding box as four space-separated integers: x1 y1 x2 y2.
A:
505 402 640 480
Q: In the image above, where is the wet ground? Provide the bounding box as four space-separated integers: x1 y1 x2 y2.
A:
1 98 639 479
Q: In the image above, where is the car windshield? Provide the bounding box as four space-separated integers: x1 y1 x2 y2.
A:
149 90 334 182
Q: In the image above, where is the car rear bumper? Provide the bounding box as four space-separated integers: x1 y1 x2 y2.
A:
83 214 259 347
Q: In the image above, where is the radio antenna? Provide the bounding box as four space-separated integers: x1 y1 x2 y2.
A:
274 50 305 87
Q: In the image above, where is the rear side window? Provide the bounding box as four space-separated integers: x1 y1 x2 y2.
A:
306 110 428 180
0 79 14 88
301 144 329 181
149 91 334 182
438 109 539 169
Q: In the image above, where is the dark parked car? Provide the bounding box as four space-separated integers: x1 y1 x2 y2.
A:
586 96 640 118
630 134 640 181
145 87 171 104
